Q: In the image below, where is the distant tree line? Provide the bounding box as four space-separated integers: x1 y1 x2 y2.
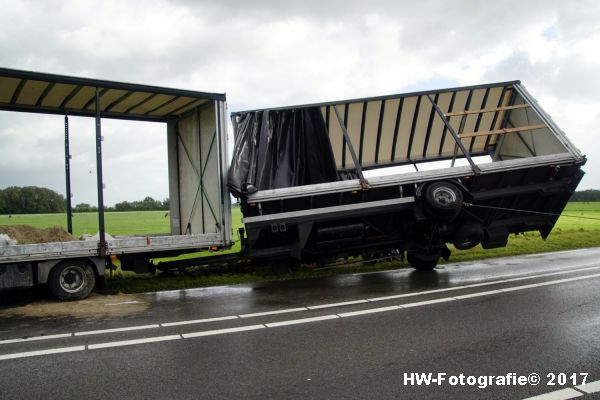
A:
113 197 169 212
73 197 169 212
570 190 600 202
0 186 66 214
1 185 597 215
1 186 169 214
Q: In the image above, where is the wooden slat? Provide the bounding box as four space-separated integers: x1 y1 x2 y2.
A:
445 103 529 117
459 124 547 138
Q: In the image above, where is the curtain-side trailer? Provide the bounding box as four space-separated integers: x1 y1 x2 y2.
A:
0 68 231 300
229 81 585 269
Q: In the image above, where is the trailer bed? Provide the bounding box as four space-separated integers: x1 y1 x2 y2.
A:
0 233 223 263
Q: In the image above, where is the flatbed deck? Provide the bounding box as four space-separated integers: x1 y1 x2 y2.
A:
0 233 224 263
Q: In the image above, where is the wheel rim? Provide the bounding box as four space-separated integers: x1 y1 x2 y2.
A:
59 265 86 293
432 187 457 206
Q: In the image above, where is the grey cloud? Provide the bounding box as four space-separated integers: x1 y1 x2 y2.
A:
0 0 598 205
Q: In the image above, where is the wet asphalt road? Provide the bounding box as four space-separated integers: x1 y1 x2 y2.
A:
1 248 600 399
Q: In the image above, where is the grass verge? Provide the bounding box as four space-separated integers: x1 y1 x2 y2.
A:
102 228 600 295
3 203 600 295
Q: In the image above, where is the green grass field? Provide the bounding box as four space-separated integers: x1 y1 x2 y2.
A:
1 203 599 294
0 208 245 237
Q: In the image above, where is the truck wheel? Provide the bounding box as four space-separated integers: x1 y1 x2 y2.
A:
423 182 463 221
407 251 440 271
48 260 96 301
453 224 484 250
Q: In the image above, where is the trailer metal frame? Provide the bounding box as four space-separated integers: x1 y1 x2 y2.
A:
0 68 232 294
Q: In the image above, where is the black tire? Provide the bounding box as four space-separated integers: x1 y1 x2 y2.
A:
423 181 463 221
48 259 96 301
407 251 440 271
453 224 484 250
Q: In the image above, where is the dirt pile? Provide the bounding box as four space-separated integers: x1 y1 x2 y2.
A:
0 293 149 319
0 225 74 244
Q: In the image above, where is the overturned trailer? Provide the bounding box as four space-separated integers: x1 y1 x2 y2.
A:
230 81 585 269
0 68 231 299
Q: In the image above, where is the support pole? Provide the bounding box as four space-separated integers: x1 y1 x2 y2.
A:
95 88 106 255
333 105 369 189
64 115 73 234
426 95 481 175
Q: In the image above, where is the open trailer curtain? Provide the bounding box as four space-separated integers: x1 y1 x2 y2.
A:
228 107 338 197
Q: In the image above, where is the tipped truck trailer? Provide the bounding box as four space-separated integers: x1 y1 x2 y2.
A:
0 68 231 300
0 69 586 300
229 80 585 269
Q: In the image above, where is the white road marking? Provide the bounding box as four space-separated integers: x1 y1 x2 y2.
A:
88 335 182 350
467 278 524 288
0 346 85 361
265 315 339 328
500 283 546 292
521 388 583 400
239 308 307 318
182 325 265 338
401 297 456 308
0 333 72 345
3 266 600 360
368 286 468 301
74 324 160 336
576 379 600 394
338 306 401 317
466 264 600 287
453 290 503 299
499 273 600 293
161 316 238 327
308 300 369 309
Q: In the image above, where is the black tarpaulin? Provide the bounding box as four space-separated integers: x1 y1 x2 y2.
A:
228 107 338 197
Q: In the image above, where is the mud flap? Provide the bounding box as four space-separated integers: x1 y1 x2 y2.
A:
441 245 451 261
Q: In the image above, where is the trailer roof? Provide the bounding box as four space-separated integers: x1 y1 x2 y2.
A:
231 81 520 114
232 80 526 171
0 67 226 122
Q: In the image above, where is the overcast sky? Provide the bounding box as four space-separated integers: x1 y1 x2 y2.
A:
0 0 598 206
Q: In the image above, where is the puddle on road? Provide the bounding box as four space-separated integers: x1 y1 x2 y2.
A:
0 293 149 319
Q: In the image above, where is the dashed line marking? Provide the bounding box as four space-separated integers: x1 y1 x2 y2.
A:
88 335 182 350
576 379 600 394
522 388 583 399
454 290 503 299
307 300 369 310
182 325 265 338
368 286 467 301
265 315 339 328
0 333 72 345
74 324 160 336
500 283 544 292
0 346 85 361
401 297 456 308
161 316 238 327
338 305 401 317
239 308 307 318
